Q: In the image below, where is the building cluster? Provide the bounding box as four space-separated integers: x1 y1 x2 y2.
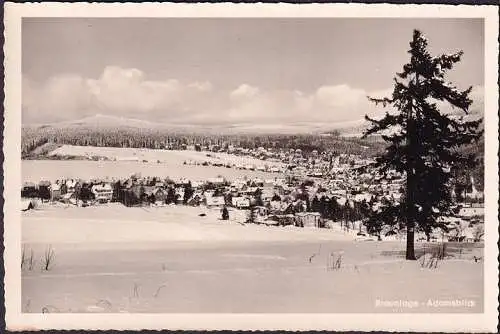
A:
21 147 484 240
21 168 382 230
181 147 375 180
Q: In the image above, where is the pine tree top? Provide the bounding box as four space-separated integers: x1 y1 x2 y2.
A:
362 29 483 234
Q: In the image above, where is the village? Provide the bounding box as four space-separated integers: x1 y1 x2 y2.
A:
21 145 485 243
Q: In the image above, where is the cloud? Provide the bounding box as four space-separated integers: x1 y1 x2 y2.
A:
315 84 366 108
23 66 215 123
188 81 213 92
22 66 484 131
230 84 260 101
22 74 95 123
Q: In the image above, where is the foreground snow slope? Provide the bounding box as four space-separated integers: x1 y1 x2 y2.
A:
22 204 483 313
22 204 354 246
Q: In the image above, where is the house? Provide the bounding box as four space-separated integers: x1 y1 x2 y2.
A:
249 206 269 223
458 206 484 218
152 187 167 204
21 182 38 198
66 179 77 193
269 200 284 213
243 187 259 196
261 187 276 203
208 177 225 186
296 212 323 228
206 196 226 208
463 228 475 243
191 181 204 188
267 214 296 226
50 183 62 201
232 196 250 209
175 187 185 204
187 192 204 206
91 183 113 203
231 179 247 190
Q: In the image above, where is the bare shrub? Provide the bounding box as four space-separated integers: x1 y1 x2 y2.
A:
153 284 167 298
41 305 60 313
333 253 343 270
41 245 55 271
308 244 322 263
327 251 343 271
24 299 31 312
132 283 140 298
419 243 446 269
21 245 26 270
22 246 36 271
28 248 35 271
433 243 447 260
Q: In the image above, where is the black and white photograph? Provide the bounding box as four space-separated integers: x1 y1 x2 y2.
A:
3 3 499 332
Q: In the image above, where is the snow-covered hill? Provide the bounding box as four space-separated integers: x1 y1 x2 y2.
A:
22 109 482 136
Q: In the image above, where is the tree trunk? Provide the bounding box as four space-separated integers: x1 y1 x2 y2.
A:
406 89 418 261
406 145 417 260
406 226 416 260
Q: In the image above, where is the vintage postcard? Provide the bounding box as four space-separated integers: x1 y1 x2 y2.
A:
3 3 499 332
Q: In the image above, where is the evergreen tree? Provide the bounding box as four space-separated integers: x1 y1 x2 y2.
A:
80 184 95 202
329 197 341 221
166 187 177 204
254 188 264 207
319 196 329 218
271 193 281 202
311 196 321 212
183 181 194 205
363 30 482 259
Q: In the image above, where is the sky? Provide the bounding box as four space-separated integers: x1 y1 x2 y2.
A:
22 18 484 129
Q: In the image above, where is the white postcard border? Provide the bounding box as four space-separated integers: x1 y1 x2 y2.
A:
3 3 499 331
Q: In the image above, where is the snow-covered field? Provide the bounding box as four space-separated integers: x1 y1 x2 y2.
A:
22 204 484 313
49 145 283 167
22 160 280 183
23 144 285 182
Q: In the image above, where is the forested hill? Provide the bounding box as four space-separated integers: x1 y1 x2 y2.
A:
22 121 483 190
21 124 387 159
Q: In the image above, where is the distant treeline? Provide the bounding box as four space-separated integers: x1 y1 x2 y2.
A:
21 125 483 190
21 126 386 158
